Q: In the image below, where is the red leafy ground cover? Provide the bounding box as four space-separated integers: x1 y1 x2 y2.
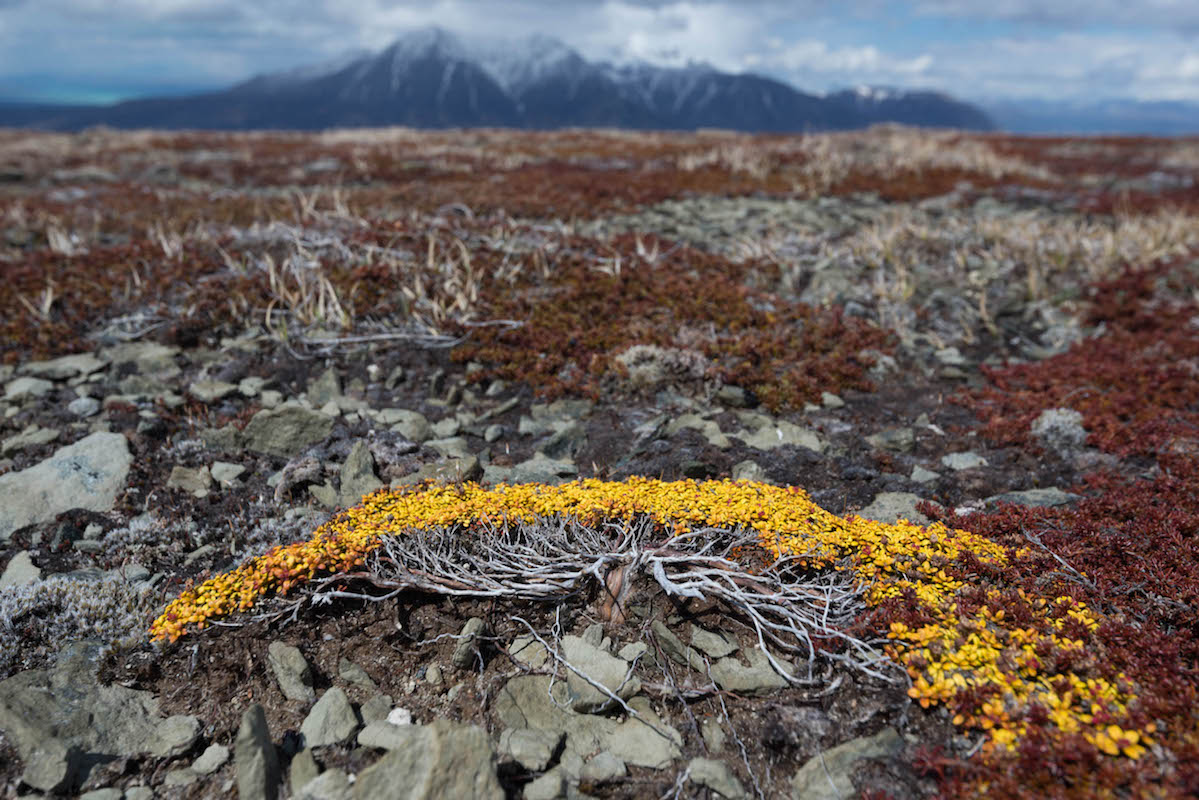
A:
903 252 1199 797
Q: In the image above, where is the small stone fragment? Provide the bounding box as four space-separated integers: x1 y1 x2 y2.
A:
235 704 280 800
267 641 316 704
451 617 488 669
688 757 748 799
300 688 359 748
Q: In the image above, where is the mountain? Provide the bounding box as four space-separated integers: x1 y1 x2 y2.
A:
0 27 995 133
983 97 1199 136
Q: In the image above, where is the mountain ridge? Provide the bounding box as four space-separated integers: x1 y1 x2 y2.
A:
0 26 994 133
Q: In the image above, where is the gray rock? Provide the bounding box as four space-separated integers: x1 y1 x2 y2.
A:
379 408 431 443
451 617 487 670
189 379 238 403
79 788 123 800
289 748 321 794
267 641 316 704
820 391 845 409
665 414 731 449
340 441 384 506
495 676 681 769
540 421 588 459
300 688 359 747
0 550 41 588
1032 407 1088 452
193 742 231 774
617 642 648 662
731 459 774 484
211 460 246 487
426 436 471 459
358 717 419 750
101 341 180 378
308 368 342 408
352 719 502 800
4 376 54 402
497 728 563 771
22 738 80 793
200 424 244 452
273 455 322 502
580 751 626 783
147 713 201 757
243 405 335 458
524 767 565 800
560 634 641 713
911 465 940 484
688 757 748 799
790 727 903 800
866 427 915 453
0 432 132 542
856 492 931 525
482 453 577 485
509 635 550 669
239 376 268 397
716 384 751 407
651 620 706 671
339 658 378 691
22 353 107 380
396 456 483 486
935 346 968 366
236 704 280 800
941 451 988 471
163 767 200 787
297 768 353 800
985 487 1082 508
1 424 60 455
710 648 789 696
0 641 194 791
360 694 393 724
701 718 726 753
735 413 824 453
67 396 101 417
167 465 212 497
690 625 738 659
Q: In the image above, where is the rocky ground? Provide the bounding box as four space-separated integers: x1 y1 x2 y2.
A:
0 127 1197 799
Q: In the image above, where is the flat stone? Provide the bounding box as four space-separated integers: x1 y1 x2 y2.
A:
101 342 180 378
426 436 471 459
497 728 563 771
23 353 107 380
581 751 626 783
866 427 915 453
985 487 1083 508
193 742 230 774
856 492 930 525
911 465 940 484
267 641 316 704
297 768 353 800
735 414 823 453
1031 407 1088 452
235 704 280 800
339 658 378 691
300 688 359 747
360 694 393 724
710 648 789 696
396 455 482 486
690 625 738 659
820 391 845 409
379 408 431 442
665 414 730 449
352 720 502 800
0 432 132 542
790 727 903 800
147 714 201 757
483 452 577 485
242 405 335 458
67 396 101 417
652 619 706 671
0 550 41 588
239 376 267 397
689 757 748 799
167 465 212 497
79 789 124 800
1 424 60 455
211 460 246 487
189 379 238 403
509 635 549 669
4 376 54 401
731 459 774 484
561 634 641 713
941 451 988 471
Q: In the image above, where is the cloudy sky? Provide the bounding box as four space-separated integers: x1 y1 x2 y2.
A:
0 0 1196 106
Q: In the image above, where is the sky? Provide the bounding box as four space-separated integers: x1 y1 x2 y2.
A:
0 0 1196 107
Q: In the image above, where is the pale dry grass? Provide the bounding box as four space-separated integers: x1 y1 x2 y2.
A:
793 125 1057 195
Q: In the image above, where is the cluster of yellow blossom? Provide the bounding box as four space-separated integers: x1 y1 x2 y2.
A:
149 477 1149 759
